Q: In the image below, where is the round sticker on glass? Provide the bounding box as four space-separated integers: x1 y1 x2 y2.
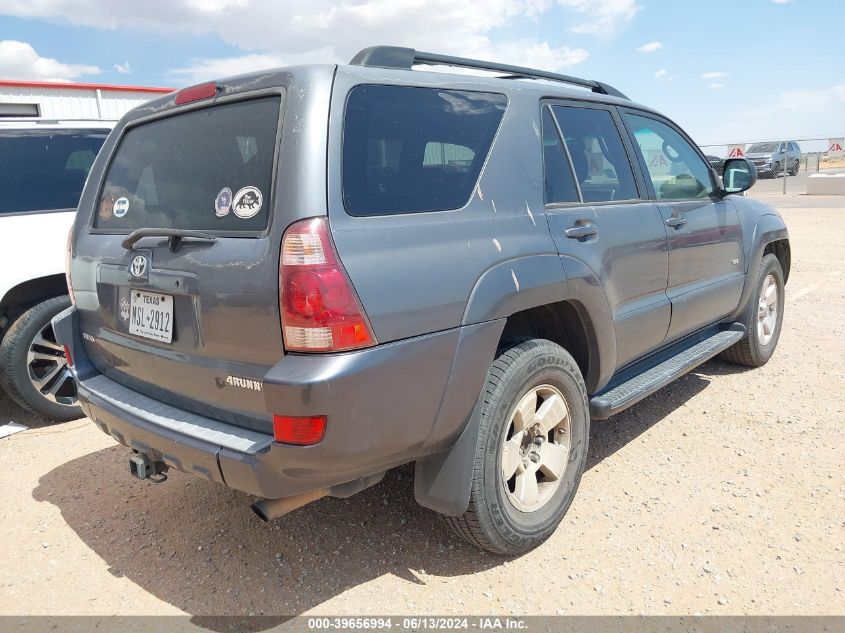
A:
232 186 263 219
113 196 130 218
215 187 232 217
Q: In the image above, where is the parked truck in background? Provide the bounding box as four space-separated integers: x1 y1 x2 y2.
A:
0 119 112 420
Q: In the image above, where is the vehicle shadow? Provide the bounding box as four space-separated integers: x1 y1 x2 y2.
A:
33 450 496 627
0 390 65 430
31 358 737 628
586 358 734 468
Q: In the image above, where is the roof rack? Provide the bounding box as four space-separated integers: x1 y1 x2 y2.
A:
349 46 628 100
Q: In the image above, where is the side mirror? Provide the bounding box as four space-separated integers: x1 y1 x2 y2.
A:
721 157 757 194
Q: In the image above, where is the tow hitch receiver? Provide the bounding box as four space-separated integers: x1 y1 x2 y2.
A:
129 452 168 483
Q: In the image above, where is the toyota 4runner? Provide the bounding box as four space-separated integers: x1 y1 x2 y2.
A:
55 47 789 555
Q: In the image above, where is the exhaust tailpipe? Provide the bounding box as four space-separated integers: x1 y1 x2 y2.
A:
251 488 329 522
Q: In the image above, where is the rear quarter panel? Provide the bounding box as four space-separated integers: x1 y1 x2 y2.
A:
327 67 560 344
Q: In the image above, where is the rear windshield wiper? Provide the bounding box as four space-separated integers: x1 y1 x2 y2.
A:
121 228 218 252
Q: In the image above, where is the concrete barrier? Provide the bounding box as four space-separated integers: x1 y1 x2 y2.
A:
807 173 845 195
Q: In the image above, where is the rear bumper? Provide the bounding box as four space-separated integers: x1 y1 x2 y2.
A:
52 306 495 500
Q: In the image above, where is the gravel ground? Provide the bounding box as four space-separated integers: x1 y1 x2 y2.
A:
1 197 843 619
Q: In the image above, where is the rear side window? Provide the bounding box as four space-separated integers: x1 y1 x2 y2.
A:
0 129 108 214
96 96 281 232
342 86 507 216
541 107 579 204
551 106 639 203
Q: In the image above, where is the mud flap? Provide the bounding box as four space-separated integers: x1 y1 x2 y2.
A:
413 395 483 517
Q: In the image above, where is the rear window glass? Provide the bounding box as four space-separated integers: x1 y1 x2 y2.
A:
0 129 108 214
342 86 507 216
96 95 281 232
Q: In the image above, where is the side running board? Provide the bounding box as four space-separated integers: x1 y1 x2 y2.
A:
590 324 745 419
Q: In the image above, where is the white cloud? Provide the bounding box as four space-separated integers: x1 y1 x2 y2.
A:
173 41 589 84
0 40 100 81
464 40 589 71
701 71 728 79
636 41 662 53
0 1 640 82
771 0 792 4
701 84 845 144
113 61 131 74
710 82 725 89
169 53 286 83
558 0 641 34
654 68 678 81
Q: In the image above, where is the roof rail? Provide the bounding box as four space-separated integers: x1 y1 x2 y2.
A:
349 46 628 100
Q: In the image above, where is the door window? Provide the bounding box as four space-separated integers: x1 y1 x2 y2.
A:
541 107 579 204
0 129 108 214
551 106 639 203
624 113 714 200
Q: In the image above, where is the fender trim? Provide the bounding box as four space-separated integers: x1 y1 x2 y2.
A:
461 253 616 393
461 254 569 325
729 214 789 323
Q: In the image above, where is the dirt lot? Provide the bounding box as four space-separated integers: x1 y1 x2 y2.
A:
1 195 843 619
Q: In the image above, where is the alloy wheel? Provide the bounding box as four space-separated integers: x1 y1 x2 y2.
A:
757 273 779 346
500 384 571 512
26 323 77 407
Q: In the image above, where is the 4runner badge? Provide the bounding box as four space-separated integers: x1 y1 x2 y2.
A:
216 375 263 392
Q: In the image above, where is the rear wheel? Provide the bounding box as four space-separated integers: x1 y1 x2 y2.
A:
442 339 589 555
0 296 82 421
721 254 784 367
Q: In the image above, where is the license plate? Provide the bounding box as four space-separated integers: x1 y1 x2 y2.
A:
129 290 174 343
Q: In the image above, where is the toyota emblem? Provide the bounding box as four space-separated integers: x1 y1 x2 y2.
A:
130 254 148 278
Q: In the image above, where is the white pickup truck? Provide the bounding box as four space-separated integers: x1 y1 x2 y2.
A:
0 119 112 419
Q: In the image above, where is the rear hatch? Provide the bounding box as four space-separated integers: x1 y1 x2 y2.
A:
74 92 287 432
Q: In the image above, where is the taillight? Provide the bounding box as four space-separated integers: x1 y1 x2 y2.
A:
280 217 376 352
273 415 327 445
65 227 75 306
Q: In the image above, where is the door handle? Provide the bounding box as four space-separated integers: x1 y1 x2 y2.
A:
564 225 598 240
665 216 687 229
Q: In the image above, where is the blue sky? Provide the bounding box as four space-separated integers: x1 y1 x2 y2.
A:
1 0 843 148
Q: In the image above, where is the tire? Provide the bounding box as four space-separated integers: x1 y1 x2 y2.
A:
789 161 799 176
0 296 83 421
443 339 589 555
721 254 785 367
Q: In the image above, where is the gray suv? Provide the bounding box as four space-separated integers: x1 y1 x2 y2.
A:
55 46 789 555
745 140 801 178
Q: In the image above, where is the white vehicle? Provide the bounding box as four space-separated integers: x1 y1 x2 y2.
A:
0 119 113 419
